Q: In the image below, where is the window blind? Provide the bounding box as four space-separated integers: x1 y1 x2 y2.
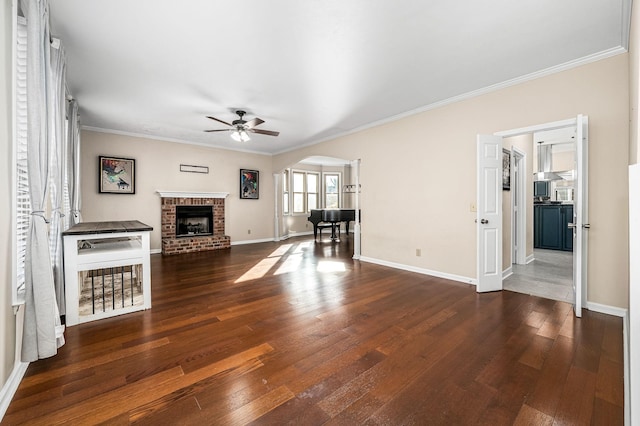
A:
15 16 29 303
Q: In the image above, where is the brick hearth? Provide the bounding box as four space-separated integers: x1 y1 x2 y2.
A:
160 195 230 255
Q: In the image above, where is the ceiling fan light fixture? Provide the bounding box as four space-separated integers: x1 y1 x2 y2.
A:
231 129 250 142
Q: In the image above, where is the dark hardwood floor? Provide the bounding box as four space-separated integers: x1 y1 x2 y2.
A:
3 236 624 425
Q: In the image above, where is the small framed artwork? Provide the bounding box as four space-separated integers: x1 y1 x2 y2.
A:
99 156 135 194
240 169 259 199
180 164 209 174
502 148 511 191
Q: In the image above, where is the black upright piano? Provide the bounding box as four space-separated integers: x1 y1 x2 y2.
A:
308 209 359 240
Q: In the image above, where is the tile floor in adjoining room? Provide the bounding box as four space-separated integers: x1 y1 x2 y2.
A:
503 248 573 303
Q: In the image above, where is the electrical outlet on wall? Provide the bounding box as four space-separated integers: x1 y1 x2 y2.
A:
416 248 421 257
247 229 251 234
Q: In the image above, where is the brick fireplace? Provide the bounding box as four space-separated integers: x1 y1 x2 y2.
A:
158 191 230 255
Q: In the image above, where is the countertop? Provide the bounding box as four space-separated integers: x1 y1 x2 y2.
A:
534 201 574 206
62 220 153 235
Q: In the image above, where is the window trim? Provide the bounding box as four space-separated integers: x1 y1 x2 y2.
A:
282 169 289 216
322 172 341 209
291 169 320 215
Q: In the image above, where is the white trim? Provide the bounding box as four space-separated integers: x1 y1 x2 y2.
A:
0 361 29 421
511 147 527 265
502 266 513 280
150 248 162 255
231 237 277 246
273 173 280 241
585 302 627 318
359 256 476 286
156 190 228 199
526 254 535 264
621 0 632 51
495 118 577 138
81 126 271 156
85 48 626 158
274 47 625 155
322 171 342 209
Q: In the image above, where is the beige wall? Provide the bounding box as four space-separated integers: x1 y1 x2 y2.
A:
81 131 275 250
274 54 630 309
1 0 16 388
553 150 575 171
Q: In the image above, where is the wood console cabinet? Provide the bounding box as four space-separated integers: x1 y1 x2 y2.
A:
534 204 574 251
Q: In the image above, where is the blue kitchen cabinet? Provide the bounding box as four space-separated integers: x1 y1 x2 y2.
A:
534 204 574 251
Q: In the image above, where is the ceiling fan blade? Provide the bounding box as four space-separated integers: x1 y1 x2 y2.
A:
250 128 280 137
204 129 232 132
244 117 265 129
206 116 232 127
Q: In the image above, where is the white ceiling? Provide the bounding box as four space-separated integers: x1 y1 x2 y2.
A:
48 0 630 155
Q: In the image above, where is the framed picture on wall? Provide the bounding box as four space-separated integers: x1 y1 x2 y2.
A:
240 169 259 199
502 148 511 190
99 156 136 194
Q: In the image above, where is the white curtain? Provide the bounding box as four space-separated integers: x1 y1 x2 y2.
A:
49 40 67 315
20 0 65 362
67 98 82 226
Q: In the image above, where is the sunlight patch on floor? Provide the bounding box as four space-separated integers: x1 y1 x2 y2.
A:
317 261 346 273
269 244 293 257
235 257 280 283
274 254 303 275
292 241 312 253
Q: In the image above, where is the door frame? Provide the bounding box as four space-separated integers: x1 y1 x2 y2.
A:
511 147 527 265
485 117 587 311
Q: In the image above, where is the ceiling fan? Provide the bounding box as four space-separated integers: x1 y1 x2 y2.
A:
204 110 280 142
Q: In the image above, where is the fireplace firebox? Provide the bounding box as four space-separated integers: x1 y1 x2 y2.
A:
176 206 213 237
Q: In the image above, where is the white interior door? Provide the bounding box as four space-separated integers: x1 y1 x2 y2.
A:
571 115 588 317
477 134 503 292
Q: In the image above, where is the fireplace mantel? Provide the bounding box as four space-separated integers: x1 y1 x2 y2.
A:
156 190 229 199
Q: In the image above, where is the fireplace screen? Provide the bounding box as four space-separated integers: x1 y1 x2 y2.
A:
176 205 213 237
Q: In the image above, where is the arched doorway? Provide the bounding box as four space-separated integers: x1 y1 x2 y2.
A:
273 155 361 259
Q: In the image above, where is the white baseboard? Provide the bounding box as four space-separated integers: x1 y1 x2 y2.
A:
526 254 535 264
231 237 276 246
502 266 513 279
359 256 476 286
150 248 162 255
0 361 29 421
585 301 628 318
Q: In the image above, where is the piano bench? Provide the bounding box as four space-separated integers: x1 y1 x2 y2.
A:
317 223 334 239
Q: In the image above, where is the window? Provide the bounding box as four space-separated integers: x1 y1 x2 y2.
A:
324 173 340 209
282 170 289 215
307 173 318 210
13 15 28 304
291 170 319 214
292 171 305 213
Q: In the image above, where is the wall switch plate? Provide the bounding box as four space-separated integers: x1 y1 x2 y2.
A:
470 203 477 212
